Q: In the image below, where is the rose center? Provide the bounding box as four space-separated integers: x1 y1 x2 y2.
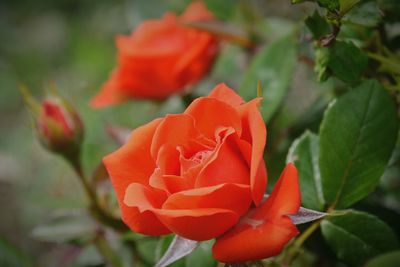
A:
190 150 213 164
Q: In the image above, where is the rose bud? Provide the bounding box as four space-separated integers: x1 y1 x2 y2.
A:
36 97 83 156
90 2 219 108
20 85 83 159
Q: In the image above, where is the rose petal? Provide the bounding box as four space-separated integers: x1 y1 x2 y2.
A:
185 97 242 140
90 70 127 108
122 208 171 236
155 208 238 241
208 83 245 107
162 183 252 217
236 98 267 205
173 33 217 85
104 118 161 198
252 163 300 221
122 183 170 235
151 114 214 160
212 163 301 262
124 183 167 212
196 133 250 187
150 172 189 195
103 118 170 235
156 144 181 175
212 216 298 263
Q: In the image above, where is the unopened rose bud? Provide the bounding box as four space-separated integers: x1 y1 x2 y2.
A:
20 85 84 160
36 97 83 156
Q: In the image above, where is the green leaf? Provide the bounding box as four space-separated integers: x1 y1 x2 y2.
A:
314 45 331 82
305 11 331 39
343 1 381 27
319 80 399 209
365 251 400 267
321 210 399 266
292 0 339 12
314 41 368 84
318 0 340 12
287 131 325 211
339 0 360 15
327 41 368 84
239 34 297 122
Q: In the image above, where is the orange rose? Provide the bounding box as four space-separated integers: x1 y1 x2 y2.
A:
103 84 301 262
91 2 219 108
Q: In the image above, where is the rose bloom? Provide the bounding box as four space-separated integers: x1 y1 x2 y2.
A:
103 84 300 263
91 2 219 108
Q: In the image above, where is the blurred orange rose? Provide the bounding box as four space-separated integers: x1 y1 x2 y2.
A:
91 2 219 108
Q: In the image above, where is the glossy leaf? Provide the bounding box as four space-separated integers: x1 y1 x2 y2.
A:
321 210 399 266
239 34 297 121
327 41 368 84
319 80 399 208
287 131 325 210
305 11 331 39
343 1 381 27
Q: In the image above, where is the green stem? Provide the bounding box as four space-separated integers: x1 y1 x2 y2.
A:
69 156 129 232
283 219 322 265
